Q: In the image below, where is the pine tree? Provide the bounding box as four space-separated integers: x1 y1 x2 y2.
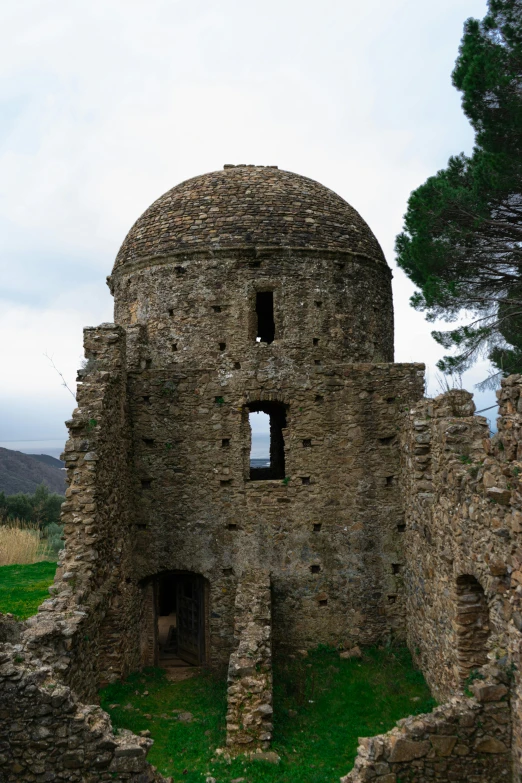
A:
396 0 522 384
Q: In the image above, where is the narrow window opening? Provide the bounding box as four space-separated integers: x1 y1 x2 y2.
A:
311 564 321 574
212 305 222 313
318 598 328 607
219 342 226 351
313 338 319 346
303 439 312 448
251 260 261 268
386 475 394 486
315 395 324 403
220 479 232 486
145 359 152 369
234 362 241 370
388 595 397 604
315 300 322 308
223 567 233 576
313 523 322 532
386 397 396 404
397 523 406 533
302 476 311 485
314 360 321 366
143 438 155 446
392 563 401 574
255 291 275 344
175 266 186 275
141 479 152 490
221 438 230 448
172 343 177 352
248 401 287 480
168 309 174 317
142 396 151 405
227 523 237 531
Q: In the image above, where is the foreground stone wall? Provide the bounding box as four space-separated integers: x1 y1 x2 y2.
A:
226 569 272 754
343 663 512 783
399 378 522 778
0 645 167 782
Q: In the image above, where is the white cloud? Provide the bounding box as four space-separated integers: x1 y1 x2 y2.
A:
0 0 495 446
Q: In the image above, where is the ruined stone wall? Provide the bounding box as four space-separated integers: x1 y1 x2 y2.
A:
0 644 167 782
124 351 424 668
226 569 272 754
20 323 140 699
343 663 512 783
400 378 522 778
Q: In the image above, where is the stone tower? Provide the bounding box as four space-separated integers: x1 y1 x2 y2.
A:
56 165 424 699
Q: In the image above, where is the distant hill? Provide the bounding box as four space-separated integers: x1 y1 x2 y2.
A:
0 448 66 495
27 453 64 470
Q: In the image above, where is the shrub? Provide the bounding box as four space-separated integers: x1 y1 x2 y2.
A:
45 522 64 555
0 484 63 529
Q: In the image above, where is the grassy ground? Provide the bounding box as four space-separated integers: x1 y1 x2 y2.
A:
0 561 57 619
100 645 436 783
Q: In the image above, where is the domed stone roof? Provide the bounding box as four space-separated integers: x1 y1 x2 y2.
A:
113 165 386 272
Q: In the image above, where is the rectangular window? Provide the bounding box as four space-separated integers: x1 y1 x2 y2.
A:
255 291 275 344
248 401 287 480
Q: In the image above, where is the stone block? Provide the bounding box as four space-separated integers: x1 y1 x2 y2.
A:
388 737 430 762
429 735 457 756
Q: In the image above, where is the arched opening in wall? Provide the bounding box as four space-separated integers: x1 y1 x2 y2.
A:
455 574 490 681
142 572 208 669
247 401 287 480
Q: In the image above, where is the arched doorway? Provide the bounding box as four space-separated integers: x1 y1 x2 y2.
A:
148 572 208 667
455 574 490 681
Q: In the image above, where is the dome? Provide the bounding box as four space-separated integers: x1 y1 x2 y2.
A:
113 165 387 273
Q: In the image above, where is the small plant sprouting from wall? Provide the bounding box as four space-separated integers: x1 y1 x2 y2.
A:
160 380 176 398
87 418 98 431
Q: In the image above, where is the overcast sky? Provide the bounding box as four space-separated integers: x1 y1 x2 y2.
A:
0 0 494 458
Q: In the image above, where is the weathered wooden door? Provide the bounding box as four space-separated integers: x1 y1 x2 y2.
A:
176 575 204 665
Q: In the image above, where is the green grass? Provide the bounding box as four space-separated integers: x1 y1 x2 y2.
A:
0 561 57 619
100 645 436 783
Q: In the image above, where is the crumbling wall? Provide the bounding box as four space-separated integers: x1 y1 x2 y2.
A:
21 323 139 699
0 645 167 782
400 377 522 778
226 569 272 754
343 663 512 783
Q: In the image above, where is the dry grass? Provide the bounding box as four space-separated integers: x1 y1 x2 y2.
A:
0 520 49 566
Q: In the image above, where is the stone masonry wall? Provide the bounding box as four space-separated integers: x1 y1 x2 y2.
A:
20 323 139 699
342 662 512 783
123 353 424 670
399 379 522 779
0 644 167 783
226 569 272 755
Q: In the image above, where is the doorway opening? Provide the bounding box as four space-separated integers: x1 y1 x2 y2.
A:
256 291 275 344
248 401 287 480
156 572 207 667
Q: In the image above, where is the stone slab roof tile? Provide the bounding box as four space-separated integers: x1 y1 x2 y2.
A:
113 165 386 272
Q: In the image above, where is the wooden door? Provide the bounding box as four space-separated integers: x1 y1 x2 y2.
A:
176 575 204 665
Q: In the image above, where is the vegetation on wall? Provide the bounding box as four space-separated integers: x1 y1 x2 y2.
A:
396 0 522 384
